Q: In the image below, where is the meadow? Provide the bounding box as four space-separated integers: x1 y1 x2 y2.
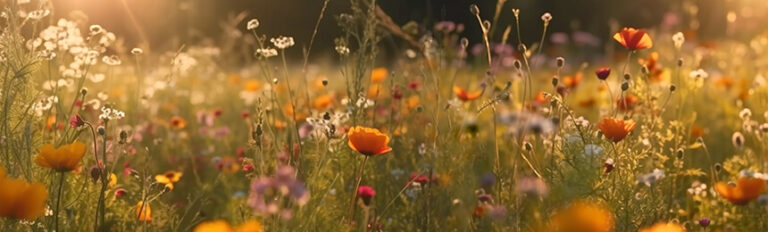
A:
1 0 768 231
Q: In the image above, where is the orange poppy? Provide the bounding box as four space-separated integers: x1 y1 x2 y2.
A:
35 141 87 172
135 201 151 222
616 95 639 111
638 222 685 232
313 94 333 110
347 126 392 156
194 219 264 232
243 80 261 92
170 116 188 130
0 166 49 220
598 117 636 142
639 52 665 82
406 95 420 109
714 177 766 205
368 84 385 99
453 86 483 101
371 67 388 83
562 72 583 88
548 201 614 232
613 27 653 50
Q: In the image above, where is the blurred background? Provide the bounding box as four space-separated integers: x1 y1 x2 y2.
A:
49 0 764 57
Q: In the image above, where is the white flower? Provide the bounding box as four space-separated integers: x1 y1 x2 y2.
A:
89 25 103 35
335 45 350 55
270 36 294 49
689 69 708 79
739 108 752 120
99 106 125 120
88 73 105 83
102 55 121 66
131 48 143 55
247 18 260 30
540 12 552 23
171 53 197 75
27 9 50 20
255 48 278 58
672 32 685 49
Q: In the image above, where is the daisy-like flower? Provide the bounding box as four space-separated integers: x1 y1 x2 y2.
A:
672 32 685 49
347 126 392 156
598 117 636 142
194 219 264 232
613 27 653 50
270 36 294 49
99 106 125 121
155 171 183 190
135 201 151 222
453 86 483 102
548 200 614 232
689 69 709 79
246 18 260 30
714 177 766 205
638 222 685 232
540 12 552 24
0 166 49 220
35 141 87 172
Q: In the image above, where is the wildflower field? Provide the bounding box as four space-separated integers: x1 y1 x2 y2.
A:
2 0 768 231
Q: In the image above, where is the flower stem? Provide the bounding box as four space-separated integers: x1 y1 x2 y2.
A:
348 155 369 224
55 172 65 232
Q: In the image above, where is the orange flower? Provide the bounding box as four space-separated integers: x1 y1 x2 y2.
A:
170 116 188 130
613 27 653 50
616 95 639 111
548 201 614 232
45 115 57 130
35 141 86 172
283 104 308 122
194 219 264 232
243 80 261 92
639 52 665 82
368 84 385 99
0 166 49 220
638 222 685 232
371 67 388 83
453 86 483 102
562 72 583 88
313 94 333 110
135 201 151 222
347 126 392 156
715 177 766 205
406 95 420 109
598 117 636 142
155 171 183 190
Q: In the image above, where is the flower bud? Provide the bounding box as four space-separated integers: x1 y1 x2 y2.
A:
595 67 611 80
621 82 629 91
469 4 480 15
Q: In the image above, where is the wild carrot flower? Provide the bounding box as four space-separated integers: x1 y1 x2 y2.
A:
638 222 685 232
347 126 392 156
0 166 49 220
453 86 483 102
613 27 653 50
35 141 87 172
548 201 614 232
371 67 388 83
598 117 636 142
135 201 151 222
715 177 766 205
155 171 183 190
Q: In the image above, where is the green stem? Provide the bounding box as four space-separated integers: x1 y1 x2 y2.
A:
55 172 65 232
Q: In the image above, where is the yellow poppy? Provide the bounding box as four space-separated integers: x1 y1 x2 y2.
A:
347 126 393 156
135 201 151 222
638 222 685 232
243 80 261 92
155 171 183 190
371 67 387 83
313 94 333 110
35 141 87 172
0 166 49 221
194 219 264 232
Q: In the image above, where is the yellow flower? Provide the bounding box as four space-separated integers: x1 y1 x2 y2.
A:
598 117 636 142
715 177 766 205
243 80 261 92
170 116 188 130
108 173 118 188
0 166 49 220
194 219 264 232
370 67 388 83
35 141 87 172
638 222 685 232
548 201 614 232
155 171 183 190
347 126 393 156
135 201 151 222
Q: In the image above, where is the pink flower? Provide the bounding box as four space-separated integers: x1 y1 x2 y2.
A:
358 185 376 205
69 115 84 128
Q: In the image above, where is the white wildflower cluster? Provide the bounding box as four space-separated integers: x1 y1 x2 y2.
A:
20 9 50 20
689 69 709 79
740 169 768 180
672 32 685 49
255 48 278 58
31 96 59 116
270 36 295 49
637 169 666 187
686 181 708 197
171 53 198 75
247 18 260 30
99 106 125 121
334 45 350 55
